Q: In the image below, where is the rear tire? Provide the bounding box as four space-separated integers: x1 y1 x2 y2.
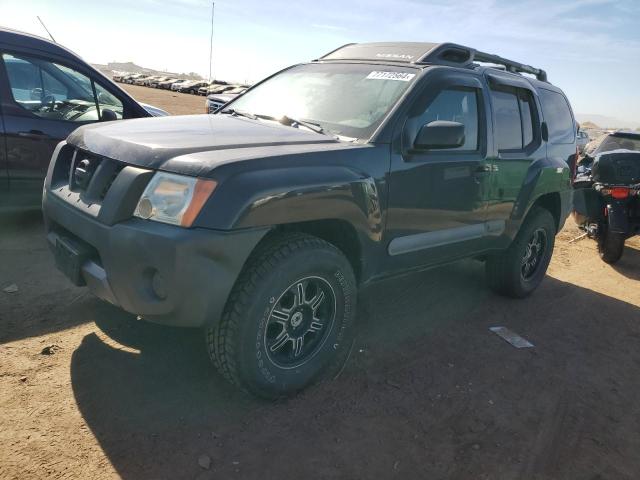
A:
486 207 556 298
598 229 625 264
206 233 357 398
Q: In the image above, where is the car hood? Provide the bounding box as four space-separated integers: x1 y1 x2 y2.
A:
68 114 353 177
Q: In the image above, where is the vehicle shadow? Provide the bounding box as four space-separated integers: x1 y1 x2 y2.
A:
70 259 640 479
611 243 640 281
0 210 94 344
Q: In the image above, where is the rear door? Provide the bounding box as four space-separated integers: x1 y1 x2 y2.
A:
484 73 545 238
0 101 7 201
0 51 124 198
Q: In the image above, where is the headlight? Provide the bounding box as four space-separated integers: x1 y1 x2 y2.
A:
134 172 217 227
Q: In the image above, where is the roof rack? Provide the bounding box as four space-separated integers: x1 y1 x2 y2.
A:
316 42 548 82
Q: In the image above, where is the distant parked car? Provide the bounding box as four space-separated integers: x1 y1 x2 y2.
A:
178 81 209 94
148 76 174 88
196 79 229 95
112 71 129 82
577 130 590 153
205 86 249 113
170 79 189 91
133 75 152 86
0 27 168 207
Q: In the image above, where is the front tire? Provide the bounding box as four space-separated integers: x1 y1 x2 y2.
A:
486 207 556 298
206 233 357 398
598 229 625 264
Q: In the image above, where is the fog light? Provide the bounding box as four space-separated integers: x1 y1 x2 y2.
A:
151 270 168 300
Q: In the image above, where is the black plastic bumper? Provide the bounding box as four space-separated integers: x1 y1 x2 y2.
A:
43 190 269 327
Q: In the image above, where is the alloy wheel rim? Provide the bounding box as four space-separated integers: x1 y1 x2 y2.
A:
521 228 547 281
264 276 336 369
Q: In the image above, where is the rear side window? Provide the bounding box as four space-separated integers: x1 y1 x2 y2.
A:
491 87 537 151
539 89 574 144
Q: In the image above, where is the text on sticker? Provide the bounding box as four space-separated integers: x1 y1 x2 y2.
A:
366 71 416 82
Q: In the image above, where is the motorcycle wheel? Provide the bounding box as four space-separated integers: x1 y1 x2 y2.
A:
598 229 625 264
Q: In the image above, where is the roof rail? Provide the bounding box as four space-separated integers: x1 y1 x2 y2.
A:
315 42 548 82
473 49 547 82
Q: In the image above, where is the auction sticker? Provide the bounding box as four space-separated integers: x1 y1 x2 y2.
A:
366 71 416 81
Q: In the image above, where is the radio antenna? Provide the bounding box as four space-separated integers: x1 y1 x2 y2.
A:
37 16 56 43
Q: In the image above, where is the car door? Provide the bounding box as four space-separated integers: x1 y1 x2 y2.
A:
0 101 7 202
0 51 124 198
385 70 494 272
483 73 546 240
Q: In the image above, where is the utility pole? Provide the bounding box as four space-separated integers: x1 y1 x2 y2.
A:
208 2 215 81
37 16 56 43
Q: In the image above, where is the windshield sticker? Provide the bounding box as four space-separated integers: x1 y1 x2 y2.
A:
366 71 416 82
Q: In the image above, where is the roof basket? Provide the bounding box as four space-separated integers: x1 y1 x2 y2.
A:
317 42 548 82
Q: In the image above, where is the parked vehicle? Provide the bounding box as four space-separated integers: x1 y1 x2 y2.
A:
170 79 189 91
577 129 589 153
43 42 575 397
0 27 168 207
112 71 129 82
197 80 230 96
205 86 248 113
122 73 144 84
199 84 233 97
178 81 209 94
133 75 153 86
573 131 640 263
148 76 174 88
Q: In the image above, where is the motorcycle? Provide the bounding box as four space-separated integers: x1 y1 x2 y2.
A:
573 149 640 264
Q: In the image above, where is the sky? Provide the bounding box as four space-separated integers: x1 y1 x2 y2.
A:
1 0 639 126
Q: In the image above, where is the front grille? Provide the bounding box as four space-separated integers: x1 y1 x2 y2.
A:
68 150 123 202
50 147 126 216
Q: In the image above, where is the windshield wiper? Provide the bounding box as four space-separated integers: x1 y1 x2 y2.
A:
279 115 325 135
220 108 257 120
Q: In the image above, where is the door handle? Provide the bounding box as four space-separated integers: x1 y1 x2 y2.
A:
17 130 50 140
474 164 492 174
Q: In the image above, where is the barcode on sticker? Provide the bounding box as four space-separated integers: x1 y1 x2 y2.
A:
366 71 416 82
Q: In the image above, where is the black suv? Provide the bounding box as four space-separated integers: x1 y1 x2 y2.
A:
43 42 576 397
0 28 166 207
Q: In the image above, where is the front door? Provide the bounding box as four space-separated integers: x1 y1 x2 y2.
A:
0 52 124 201
385 72 494 272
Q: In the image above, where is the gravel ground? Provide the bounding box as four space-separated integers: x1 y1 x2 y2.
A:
1 85 639 480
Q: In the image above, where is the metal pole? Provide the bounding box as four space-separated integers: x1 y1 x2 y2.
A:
208 2 215 81
37 16 56 43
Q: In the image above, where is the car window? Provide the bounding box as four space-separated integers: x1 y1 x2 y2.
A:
519 90 535 148
539 89 574 144
2 53 122 122
94 82 124 118
491 88 522 150
415 88 479 151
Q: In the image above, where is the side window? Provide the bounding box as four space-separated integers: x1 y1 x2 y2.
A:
95 82 124 119
418 88 479 151
491 88 521 150
491 87 538 151
539 89 574 144
1 53 122 122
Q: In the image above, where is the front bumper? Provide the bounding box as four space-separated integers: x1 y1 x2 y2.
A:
42 149 268 327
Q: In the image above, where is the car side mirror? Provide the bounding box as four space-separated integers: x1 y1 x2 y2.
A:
100 108 118 121
414 121 465 150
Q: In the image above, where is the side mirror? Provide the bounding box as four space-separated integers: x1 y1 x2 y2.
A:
100 108 118 121
414 121 465 150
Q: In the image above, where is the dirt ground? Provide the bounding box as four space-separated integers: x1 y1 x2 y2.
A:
1 86 640 480
122 83 208 115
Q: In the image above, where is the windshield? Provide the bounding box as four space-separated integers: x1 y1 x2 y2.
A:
226 63 419 139
588 134 640 156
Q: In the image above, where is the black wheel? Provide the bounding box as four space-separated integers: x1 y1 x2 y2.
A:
598 229 625 264
486 207 556 298
206 233 356 398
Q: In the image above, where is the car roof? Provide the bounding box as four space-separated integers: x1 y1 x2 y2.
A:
317 41 548 82
0 27 83 61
